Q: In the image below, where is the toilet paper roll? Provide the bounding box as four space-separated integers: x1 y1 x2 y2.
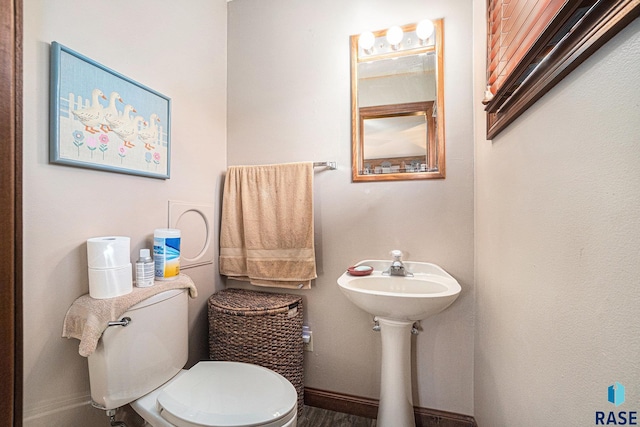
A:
87 236 131 269
88 264 133 299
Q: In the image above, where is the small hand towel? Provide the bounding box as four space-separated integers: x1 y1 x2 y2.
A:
219 162 317 289
62 274 197 357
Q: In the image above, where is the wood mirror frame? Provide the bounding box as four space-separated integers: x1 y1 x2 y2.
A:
351 19 445 182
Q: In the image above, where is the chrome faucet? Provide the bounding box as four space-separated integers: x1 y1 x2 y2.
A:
383 250 413 277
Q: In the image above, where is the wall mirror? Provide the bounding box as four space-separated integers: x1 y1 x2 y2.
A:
351 19 445 182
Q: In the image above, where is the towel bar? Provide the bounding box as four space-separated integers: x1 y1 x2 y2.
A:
313 161 337 170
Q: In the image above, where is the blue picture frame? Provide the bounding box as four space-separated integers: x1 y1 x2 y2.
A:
50 41 171 179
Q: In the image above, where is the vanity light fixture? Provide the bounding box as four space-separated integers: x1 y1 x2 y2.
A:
358 19 434 57
386 25 404 50
358 31 375 54
416 19 435 44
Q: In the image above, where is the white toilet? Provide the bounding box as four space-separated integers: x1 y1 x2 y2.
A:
87 289 298 427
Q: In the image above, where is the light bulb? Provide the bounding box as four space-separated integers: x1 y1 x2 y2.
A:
386 26 403 47
416 19 434 41
358 31 375 51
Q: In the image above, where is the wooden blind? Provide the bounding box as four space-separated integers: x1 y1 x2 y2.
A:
485 0 640 139
487 0 567 97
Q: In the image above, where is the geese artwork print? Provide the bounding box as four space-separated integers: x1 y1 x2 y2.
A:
50 42 171 179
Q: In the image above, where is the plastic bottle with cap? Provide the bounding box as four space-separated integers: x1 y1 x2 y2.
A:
135 249 155 287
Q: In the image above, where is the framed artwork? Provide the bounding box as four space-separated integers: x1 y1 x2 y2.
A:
50 41 171 179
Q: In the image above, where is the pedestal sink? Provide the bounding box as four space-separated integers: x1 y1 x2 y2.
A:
337 260 461 427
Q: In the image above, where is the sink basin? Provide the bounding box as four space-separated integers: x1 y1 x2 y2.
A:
337 260 461 321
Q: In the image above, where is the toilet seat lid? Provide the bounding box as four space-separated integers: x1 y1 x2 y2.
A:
157 361 297 427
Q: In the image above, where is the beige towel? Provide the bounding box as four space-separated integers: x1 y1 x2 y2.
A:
62 274 197 357
219 162 317 289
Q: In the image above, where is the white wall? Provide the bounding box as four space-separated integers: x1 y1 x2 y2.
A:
473 8 640 427
228 0 475 415
22 1 227 425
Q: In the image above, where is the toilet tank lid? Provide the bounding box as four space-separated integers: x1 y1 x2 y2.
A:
128 289 185 311
157 361 297 427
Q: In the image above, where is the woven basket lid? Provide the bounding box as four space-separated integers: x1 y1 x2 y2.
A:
209 288 301 316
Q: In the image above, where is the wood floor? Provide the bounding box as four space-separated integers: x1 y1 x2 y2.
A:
298 406 376 427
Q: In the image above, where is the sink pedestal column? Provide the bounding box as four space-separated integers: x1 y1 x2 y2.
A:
377 317 415 427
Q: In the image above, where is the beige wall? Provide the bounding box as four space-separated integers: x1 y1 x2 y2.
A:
228 0 475 415
22 1 228 425
473 6 640 427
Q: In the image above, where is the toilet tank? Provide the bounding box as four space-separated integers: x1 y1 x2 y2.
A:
87 289 188 410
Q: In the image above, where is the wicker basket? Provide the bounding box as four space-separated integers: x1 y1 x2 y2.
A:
208 288 304 417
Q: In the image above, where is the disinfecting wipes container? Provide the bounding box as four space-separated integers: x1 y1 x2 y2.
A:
154 228 181 280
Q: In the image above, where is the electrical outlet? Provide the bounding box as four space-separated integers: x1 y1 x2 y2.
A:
302 326 313 352
303 331 313 352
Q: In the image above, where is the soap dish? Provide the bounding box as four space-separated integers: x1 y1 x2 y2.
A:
347 265 373 276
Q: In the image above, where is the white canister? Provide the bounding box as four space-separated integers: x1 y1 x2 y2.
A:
154 228 181 280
